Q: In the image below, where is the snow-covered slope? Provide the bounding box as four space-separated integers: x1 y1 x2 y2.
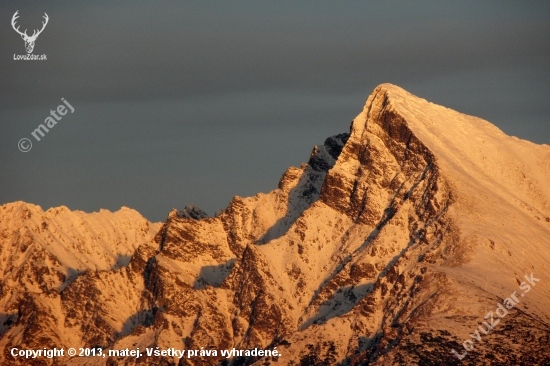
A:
261 84 550 365
1 84 549 365
0 202 160 362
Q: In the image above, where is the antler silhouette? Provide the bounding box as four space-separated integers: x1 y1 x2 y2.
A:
11 11 49 53
11 11 28 38
31 13 49 39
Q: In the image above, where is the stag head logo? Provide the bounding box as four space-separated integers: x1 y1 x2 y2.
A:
11 11 49 54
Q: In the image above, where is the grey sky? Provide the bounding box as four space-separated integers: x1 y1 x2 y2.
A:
1 1 549 222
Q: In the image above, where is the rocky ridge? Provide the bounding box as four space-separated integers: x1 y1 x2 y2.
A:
1 84 549 365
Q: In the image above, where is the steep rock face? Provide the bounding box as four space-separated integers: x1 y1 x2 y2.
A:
220 244 295 350
260 85 550 365
253 85 456 364
1 84 549 365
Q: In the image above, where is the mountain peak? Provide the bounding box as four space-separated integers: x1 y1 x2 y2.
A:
352 84 550 215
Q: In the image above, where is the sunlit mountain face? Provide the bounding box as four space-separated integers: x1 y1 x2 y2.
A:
1 85 549 365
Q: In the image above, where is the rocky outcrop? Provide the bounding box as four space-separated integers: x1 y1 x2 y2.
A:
176 205 208 220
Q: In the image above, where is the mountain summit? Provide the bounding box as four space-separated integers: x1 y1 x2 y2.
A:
1 84 549 365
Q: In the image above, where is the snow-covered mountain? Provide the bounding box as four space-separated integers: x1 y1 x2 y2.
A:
1 84 549 365
0 203 161 361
